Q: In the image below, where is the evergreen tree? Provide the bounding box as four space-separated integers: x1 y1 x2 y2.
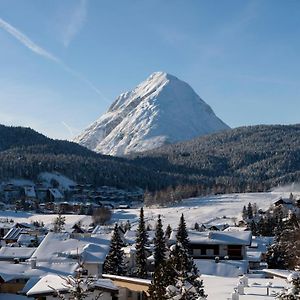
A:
266 241 286 269
103 223 126 275
124 220 131 232
194 222 200 231
166 243 206 299
277 272 300 299
247 202 253 220
165 224 172 239
135 207 149 278
242 205 247 220
53 212 66 233
176 214 189 250
154 215 166 269
249 220 258 236
252 202 258 218
148 260 177 300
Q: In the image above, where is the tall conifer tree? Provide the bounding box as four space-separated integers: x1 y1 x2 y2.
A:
154 215 166 269
135 207 149 278
103 223 126 275
176 214 189 250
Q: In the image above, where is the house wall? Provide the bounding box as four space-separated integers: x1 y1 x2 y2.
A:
0 282 25 293
191 244 245 259
84 262 103 277
118 288 148 300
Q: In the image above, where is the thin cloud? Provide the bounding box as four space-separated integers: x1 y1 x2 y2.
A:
0 16 109 102
62 0 88 47
0 17 59 63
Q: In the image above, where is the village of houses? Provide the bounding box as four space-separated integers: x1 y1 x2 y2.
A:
0 175 299 299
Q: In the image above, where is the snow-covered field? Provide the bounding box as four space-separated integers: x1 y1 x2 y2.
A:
113 191 294 229
0 191 295 230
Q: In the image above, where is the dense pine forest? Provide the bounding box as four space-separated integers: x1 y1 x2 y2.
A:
0 124 299 199
0 125 177 190
129 124 300 201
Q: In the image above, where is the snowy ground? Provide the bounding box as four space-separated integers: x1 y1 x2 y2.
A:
0 191 296 299
112 191 295 230
0 191 296 231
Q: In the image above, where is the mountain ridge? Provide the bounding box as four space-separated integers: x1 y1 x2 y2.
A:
74 72 230 156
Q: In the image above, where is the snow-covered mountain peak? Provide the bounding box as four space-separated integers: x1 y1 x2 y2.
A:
74 72 230 156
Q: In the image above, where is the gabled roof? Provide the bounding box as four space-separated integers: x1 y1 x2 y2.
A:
32 232 111 264
26 274 117 297
170 230 252 246
3 227 28 240
0 247 36 260
0 261 78 282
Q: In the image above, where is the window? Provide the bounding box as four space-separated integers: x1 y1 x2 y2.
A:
228 245 242 258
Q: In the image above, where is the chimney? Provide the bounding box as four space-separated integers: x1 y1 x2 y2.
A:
31 257 37 269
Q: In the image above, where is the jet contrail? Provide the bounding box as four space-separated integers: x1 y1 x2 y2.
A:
0 17 109 102
61 121 75 138
0 17 60 63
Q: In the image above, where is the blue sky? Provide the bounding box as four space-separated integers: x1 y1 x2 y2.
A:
0 0 299 140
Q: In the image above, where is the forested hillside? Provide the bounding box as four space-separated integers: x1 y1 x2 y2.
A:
1 124 299 199
0 125 177 190
129 125 300 196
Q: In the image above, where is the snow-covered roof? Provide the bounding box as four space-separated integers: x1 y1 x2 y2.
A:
170 230 252 246
81 243 107 264
32 232 110 264
26 274 117 297
195 259 248 277
124 229 155 244
262 269 294 279
0 247 36 260
17 234 44 245
20 277 41 294
246 251 262 262
0 261 78 282
26 274 70 296
223 226 247 232
248 236 274 253
103 274 151 285
3 227 28 240
0 222 14 229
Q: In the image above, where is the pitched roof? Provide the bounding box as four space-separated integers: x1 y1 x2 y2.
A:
170 230 252 246
0 247 36 260
26 275 117 297
32 232 111 264
0 261 78 282
3 227 28 240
